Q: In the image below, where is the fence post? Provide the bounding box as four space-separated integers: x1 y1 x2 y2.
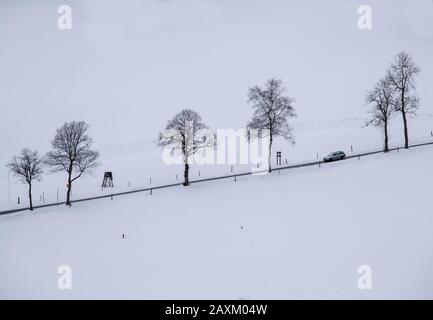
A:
234 175 237 182
111 195 113 200
150 188 153 195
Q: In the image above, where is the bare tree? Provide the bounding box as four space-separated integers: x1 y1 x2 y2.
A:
45 121 100 206
7 149 43 211
388 52 420 149
365 75 395 152
246 78 296 172
158 109 215 186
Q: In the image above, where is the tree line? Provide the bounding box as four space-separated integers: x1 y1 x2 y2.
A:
7 122 100 210
365 51 420 151
7 51 421 211
158 78 297 185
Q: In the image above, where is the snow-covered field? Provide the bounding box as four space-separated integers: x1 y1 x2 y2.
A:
1 115 432 212
1 0 433 300
1 144 433 299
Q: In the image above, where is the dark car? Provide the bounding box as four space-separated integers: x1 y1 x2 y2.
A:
323 151 346 162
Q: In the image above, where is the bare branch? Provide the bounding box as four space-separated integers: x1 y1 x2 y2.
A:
45 121 100 205
246 78 296 172
7 149 43 210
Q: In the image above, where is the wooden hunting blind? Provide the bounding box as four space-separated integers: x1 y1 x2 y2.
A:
276 151 282 165
102 172 114 188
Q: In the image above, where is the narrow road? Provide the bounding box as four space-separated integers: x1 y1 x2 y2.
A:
1 141 432 216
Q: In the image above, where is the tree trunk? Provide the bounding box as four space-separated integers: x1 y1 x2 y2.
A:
28 182 33 211
384 120 389 152
183 162 190 186
268 134 273 173
401 89 409 149
402 110 409 149
66 171 72 206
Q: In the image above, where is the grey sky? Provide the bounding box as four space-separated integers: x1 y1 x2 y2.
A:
1 0 432 165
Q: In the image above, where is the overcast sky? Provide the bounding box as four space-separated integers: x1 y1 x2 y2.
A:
1 0 432 164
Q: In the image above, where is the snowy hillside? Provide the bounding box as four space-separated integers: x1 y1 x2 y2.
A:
1 144 433 299
1 115 433 211
1 0 433 212
1 0 433 301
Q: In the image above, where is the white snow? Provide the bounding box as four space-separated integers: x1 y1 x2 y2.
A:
1 0 433 300
1 115 433 211
1 0 433 211
1 144 433 299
